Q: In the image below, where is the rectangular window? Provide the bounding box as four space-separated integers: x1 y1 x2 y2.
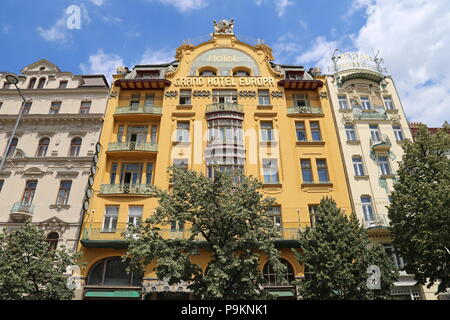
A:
383 244 405 269
262 159 279 184
338 95 350 109
146 163 153 185
151 125 158 144
353 157 365 176
260 121 274 142
294 94 309 108
126 125 148 145
56 181 72 205
130 94 140 109
0 179 4 192
383 96 395 110
345 124 357 141
144 94 154 107
361 96 372 110
22 180 38 204
79 101 91 114
212 89 238 104
103 206 119 232
0 102 3 110
296 121 307 141
49 101 61 114
120 163 143 185
316 159 329 183
179 90 191 105
128 206 143 227
361 196 375 222
110 162 118 184
21 102 32 115
309 205 319 227
268 206 282 228
176 122 190 142
310 121 322 141
117 125 124 143
378 156 392 175
173 159 188 169
393 125 404 141
369 124 381 142
301 159 313 183
3 82 11 89
171 220 185 232
258 89 271 105
58 80 68 89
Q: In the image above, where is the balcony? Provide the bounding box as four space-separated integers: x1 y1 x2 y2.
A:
287 106 323 117
370 134 392 151
352 106 388 120
99 184 155 196
114 106 162 120
363 214 390 230
107 142 158 159
10 202 34 222
206 103 243 114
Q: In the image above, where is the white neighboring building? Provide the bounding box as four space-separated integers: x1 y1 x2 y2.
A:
0 59 109 250
326 52 429 300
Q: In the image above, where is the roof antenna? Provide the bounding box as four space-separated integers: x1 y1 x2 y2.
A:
331 49 340 72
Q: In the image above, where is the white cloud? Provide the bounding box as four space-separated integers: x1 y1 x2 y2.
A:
90 0 106 5
36 5 90 44
295 36 339 72
298 20 308 30
138 47 175 65
80 49 124 83
275 0 294 17
352 0 450 126
273 33 303 62
148 0 208 12
254 0 264 6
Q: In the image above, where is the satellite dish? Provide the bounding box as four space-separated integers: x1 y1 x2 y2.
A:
90 165 97 175
85 188 93 199
93 153 99 164
95 142 101 153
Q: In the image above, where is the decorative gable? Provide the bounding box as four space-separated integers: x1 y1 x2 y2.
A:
21 59 62 75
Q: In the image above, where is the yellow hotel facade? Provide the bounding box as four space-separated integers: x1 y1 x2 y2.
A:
76 25 352 300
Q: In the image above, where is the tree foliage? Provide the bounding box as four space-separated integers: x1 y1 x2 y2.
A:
389 124 450 294
294 197 398 300
0 222 79 300
124 167 286 300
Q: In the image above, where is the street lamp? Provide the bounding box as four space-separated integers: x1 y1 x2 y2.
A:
0 74 30 171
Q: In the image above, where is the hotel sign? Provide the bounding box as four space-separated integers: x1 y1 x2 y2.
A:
174 76 275 87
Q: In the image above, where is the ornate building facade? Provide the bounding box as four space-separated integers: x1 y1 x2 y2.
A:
326 53 430 300
0 60 109 252
77 22 353 300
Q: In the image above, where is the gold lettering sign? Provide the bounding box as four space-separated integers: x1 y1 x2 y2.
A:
174 77 275 88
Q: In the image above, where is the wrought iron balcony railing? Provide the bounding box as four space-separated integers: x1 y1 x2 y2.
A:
287 106 323 115
99 184 155 196
108 142 158 152
115 106 162 116
370 134 392 150
363 214 390 229
206 103 243 113
10 201 34 222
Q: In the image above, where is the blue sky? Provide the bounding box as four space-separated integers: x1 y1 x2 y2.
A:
1 0 449 126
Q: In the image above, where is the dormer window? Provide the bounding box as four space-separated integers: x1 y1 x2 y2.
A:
137 70 160 79
28 78 37 89
37 77 46 89
286 71 303 80
39 66 45 71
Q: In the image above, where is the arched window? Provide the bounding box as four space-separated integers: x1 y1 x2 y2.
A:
69 137 82 157
6 137 18 157
47 232 59 251
198 67 217 77
232 68 250 76
28 78 37 89
263 258 295 285
36 137 50 157
37 77 46 89
87 257 142 287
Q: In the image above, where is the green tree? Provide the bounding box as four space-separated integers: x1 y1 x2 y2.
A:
0 222 79 300
294 197 398 300
389 124 450 294
124 167 286 300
